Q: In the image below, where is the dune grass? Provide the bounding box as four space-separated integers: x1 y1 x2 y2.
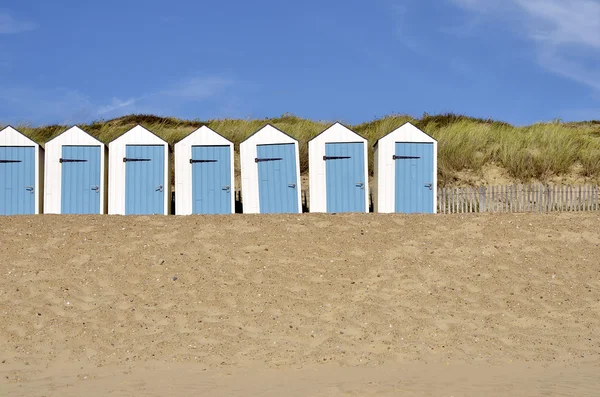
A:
4 113 600 186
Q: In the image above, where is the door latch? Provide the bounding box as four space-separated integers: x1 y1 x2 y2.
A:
222 185 231 193
25 186 34 192
91 186 99 192
288 183 296 188
425 183 433 190
155 185 164 192
356 182 364 189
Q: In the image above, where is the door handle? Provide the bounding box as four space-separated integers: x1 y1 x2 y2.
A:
425 183 433 190
25 186 34 193
222 185 231 193
91 186 99 192
356 182 364 189
288 183 296 189
155 185 164 192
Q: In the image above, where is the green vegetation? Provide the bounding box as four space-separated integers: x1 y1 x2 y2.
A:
5 113 600 186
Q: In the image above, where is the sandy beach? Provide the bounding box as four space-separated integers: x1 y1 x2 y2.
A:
1 213 599 396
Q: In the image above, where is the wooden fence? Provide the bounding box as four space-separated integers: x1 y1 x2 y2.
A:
438 184 600 214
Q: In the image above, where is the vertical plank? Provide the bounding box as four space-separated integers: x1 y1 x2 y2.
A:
539 184 545 212
560 185 564 212
526 184 530 212
479 186 486 213
441 187 445 214
569 185 573 212
469 187 473 213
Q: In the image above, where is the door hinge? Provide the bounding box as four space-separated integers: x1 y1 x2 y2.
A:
60 158 88 163
323 156 351 160
25 186 34 192
393 155 421 160
123 158 151 162
190 159 218 164
255 158 282 163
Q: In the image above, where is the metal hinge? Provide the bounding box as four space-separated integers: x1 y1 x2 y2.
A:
323 156 351 160
393 155 420 160
190 159 218 164
255 158 282 163
0 160 22 163
123 158 151 162
60 158 88 163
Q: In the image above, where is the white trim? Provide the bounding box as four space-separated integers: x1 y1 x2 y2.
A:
308 123 369 213
0 126 44 214
174 126 235 215
374 122 437 213
240 125 301 214
43 126 105 214
108 125 170 215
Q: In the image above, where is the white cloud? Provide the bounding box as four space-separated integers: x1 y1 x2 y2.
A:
0 12 36 34
97 97 138 115
449 0 600 91
0 75 237 125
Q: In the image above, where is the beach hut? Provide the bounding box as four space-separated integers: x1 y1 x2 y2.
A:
308 123 368 213
0 126 44 215
174 126 234 215
108 125 170 215
373 122 437 214
44 126 106 214
240 124 301 214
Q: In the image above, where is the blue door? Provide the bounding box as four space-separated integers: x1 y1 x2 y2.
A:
61 146 101 214
394 142 434 213
325 142 366 213
0 147 35 215
191 145 231 214
125 145 165 215
257 143 298 213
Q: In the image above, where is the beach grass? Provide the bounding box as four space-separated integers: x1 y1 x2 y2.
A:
5 113 600 186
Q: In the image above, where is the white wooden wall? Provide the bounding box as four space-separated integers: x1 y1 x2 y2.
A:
308 123 369 213
240 125 302 214
174 126 234 215
43 126 106 214
374 122 437 213
0 126 44 214
108 125 170 215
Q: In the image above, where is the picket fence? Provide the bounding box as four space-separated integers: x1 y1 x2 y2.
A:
438 184 600 214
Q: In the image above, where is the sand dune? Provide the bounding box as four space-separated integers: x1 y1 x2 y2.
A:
1 213 599 396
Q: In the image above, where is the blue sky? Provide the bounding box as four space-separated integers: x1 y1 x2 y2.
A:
1 0 599 126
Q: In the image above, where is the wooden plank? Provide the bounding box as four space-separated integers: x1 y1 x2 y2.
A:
569 185 573 212
479 186 485 213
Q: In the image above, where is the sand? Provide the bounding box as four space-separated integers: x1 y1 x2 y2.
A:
0 213 599 396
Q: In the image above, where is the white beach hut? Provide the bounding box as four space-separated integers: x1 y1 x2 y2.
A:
0 126 44 215
108 125 170 215
308 122 369 213
174 126 234 215
373 122 437 214
44 126 106 214
240 124 301 214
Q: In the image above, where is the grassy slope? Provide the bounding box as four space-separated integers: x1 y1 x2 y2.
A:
5 113 600 186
